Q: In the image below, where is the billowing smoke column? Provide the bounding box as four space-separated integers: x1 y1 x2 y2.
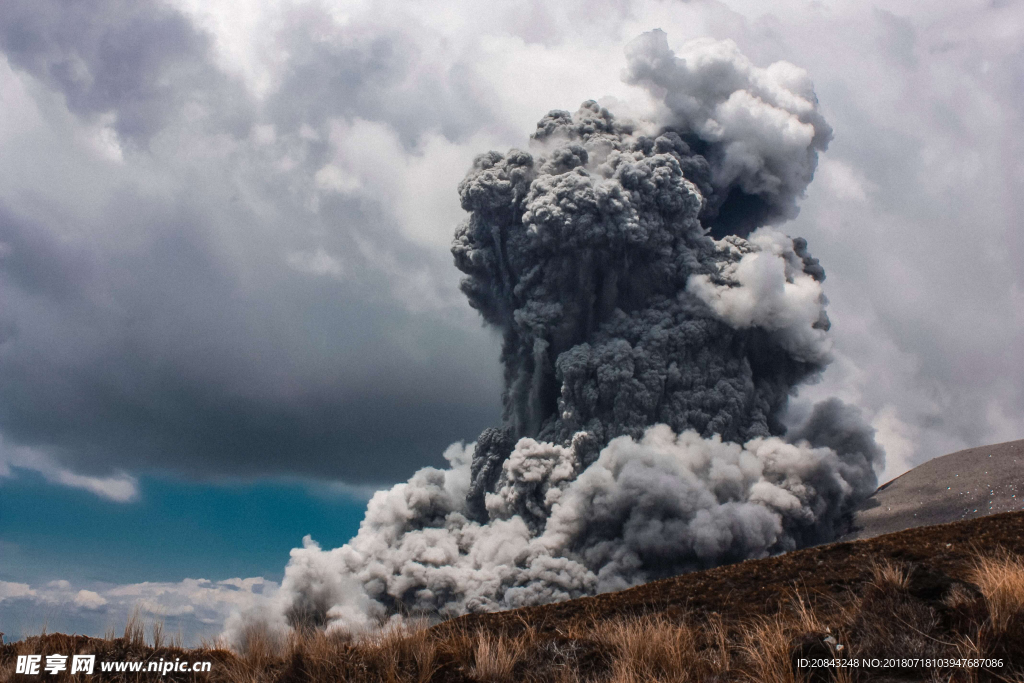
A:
230 30 883 639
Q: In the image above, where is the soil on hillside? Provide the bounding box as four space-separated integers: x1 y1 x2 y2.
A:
446 508 1024 637
842 439 1024 541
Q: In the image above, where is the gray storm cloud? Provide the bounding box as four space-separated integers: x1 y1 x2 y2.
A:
0 0 505 483
236 30 882 638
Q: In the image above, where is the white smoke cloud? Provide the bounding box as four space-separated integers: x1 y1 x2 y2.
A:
233 421 871 639
687 227 832 364
623 30 832 234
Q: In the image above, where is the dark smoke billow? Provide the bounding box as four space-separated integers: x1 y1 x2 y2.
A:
227 30 883 638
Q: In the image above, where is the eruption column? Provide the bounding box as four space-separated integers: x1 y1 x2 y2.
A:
232 30 883 639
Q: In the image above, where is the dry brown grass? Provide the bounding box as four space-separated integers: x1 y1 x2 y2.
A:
738 616 798 683
971 553 1024 634
7 553 1024 682
359 621 442 683
123 605 146 647
468 632 525 682
592 615 706 683
249 619 448 683
869 560 911 592
224 620 283 683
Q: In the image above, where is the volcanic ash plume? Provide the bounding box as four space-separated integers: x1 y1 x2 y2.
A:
234 30 883 639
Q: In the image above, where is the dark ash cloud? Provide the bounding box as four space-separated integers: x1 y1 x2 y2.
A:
244 31 883 637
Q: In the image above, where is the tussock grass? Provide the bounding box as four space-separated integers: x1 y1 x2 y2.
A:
6 554 1024 682
592 615 708 683
468 632 525 682
738 616 798 683
123 606 146 647
971 552 1024 633
869 560 911 592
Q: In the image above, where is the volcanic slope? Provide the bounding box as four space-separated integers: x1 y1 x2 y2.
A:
446 507 1024 636
841 438 1024 541
436 439 1024 633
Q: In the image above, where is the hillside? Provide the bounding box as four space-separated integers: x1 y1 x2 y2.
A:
842 439 1024 541
7 509 1024 682
448 507 1024 636
7 440 1024 682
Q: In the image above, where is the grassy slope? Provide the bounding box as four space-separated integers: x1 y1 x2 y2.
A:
453 508 1024 632
7 510 1024 682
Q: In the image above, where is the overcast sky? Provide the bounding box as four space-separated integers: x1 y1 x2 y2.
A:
1 0 1022 641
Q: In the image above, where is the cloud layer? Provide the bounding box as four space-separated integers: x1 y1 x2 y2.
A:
1 575 273 645
0 0 1019 493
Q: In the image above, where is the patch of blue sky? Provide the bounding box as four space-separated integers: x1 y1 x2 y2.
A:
0 468 370 586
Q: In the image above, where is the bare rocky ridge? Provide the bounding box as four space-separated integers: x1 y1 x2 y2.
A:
842 439 1024 541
